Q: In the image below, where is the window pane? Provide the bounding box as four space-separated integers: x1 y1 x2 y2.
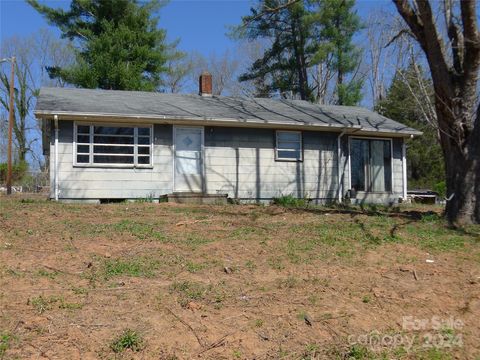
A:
138 128 150 136
370 140 386 192
77 155 89 163
93 145 134 154
77 144 89 154
77 135 90 143
94 126 134 136
77 125 90 134
278 132 300 142
93 155 134 164
76 125 152 167
277 150 301 159
138 146 150 155
94 136 134 144
351 139 392 192
278 141 301 150
350 139 368 191
137 156 151 164
138 137 150 145
383 141 392 192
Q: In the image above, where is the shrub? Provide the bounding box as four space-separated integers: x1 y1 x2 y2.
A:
434 180 446 198
0 161 28 183
272 194 309 208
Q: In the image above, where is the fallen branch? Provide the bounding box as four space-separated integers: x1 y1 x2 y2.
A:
413 269 419 281
175 219 212 226
318 313 353 321
195 332 235 356
164 307 205 347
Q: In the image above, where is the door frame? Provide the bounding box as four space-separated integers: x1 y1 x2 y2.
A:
172 125 205 193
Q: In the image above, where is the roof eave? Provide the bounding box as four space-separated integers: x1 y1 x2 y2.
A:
33 110 421 137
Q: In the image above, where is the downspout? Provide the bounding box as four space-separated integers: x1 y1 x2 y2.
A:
54 115 59 201
337 129 347 203
402 137 409 201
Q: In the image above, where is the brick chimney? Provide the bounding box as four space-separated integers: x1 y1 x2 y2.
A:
199 71 212 96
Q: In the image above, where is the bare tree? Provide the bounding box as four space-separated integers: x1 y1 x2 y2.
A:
0 30 74 167
34 28 76 87
309 56 335 104
162 53 192 94
393 0 480 225
190 50 240 96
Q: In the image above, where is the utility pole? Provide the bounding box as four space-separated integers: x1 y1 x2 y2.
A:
6 57 15 195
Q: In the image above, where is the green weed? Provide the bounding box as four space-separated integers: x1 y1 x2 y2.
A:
110 329 143 353
0 332 12 358
37 269 58 279
273 194 309 208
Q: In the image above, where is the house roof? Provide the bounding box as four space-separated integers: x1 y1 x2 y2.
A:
34 87 421 136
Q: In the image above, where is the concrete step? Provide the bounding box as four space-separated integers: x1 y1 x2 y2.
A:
160 192 228 205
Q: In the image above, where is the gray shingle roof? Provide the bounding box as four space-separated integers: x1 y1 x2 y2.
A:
35 87 421 136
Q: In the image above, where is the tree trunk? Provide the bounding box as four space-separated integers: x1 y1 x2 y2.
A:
438 105 480 225
392 0 480 224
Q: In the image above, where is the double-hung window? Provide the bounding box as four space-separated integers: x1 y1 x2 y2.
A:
75 124 152 167
276 131 302 161
350 138 392 192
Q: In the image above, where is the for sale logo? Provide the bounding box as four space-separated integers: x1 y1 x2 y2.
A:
347 316 463 352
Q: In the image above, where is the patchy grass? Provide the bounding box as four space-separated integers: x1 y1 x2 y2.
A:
29 295 83 314
0 196 479 359
101 257 161 280
108 219 167 241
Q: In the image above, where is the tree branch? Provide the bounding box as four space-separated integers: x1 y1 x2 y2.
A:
392 0 426 46
460 0 480 82
384 28 414 48
393 0 450 90
444 0 464 74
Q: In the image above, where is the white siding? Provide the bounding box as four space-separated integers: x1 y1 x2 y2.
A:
50 121 173 200
50 121 405 204
204 127 338 202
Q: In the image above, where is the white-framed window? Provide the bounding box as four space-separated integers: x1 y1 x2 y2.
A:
74 123 153 167
349 137 392 192
275 130 302 161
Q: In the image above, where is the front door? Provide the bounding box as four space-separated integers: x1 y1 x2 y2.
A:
174 126 204 192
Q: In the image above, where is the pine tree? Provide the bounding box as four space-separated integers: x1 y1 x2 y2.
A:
27 0 179 91
376 65 445 194
307 0 363 105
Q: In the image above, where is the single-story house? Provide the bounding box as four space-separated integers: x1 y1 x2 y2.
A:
34 73 421 204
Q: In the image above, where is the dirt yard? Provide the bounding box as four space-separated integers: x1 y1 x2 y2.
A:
0 196 479 359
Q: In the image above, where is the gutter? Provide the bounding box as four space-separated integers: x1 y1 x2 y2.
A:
337 129 347 203
54 115 59 201
402 138 408 200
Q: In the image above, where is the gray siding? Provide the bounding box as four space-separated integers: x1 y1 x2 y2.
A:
343 136 405 205
204 127 338 202
50 121 405 204
50 121 173 199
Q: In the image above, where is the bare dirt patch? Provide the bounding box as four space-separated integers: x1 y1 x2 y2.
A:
1 196 479 359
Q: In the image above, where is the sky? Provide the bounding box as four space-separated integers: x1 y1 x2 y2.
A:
1 0 393 58
0 0 257 56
